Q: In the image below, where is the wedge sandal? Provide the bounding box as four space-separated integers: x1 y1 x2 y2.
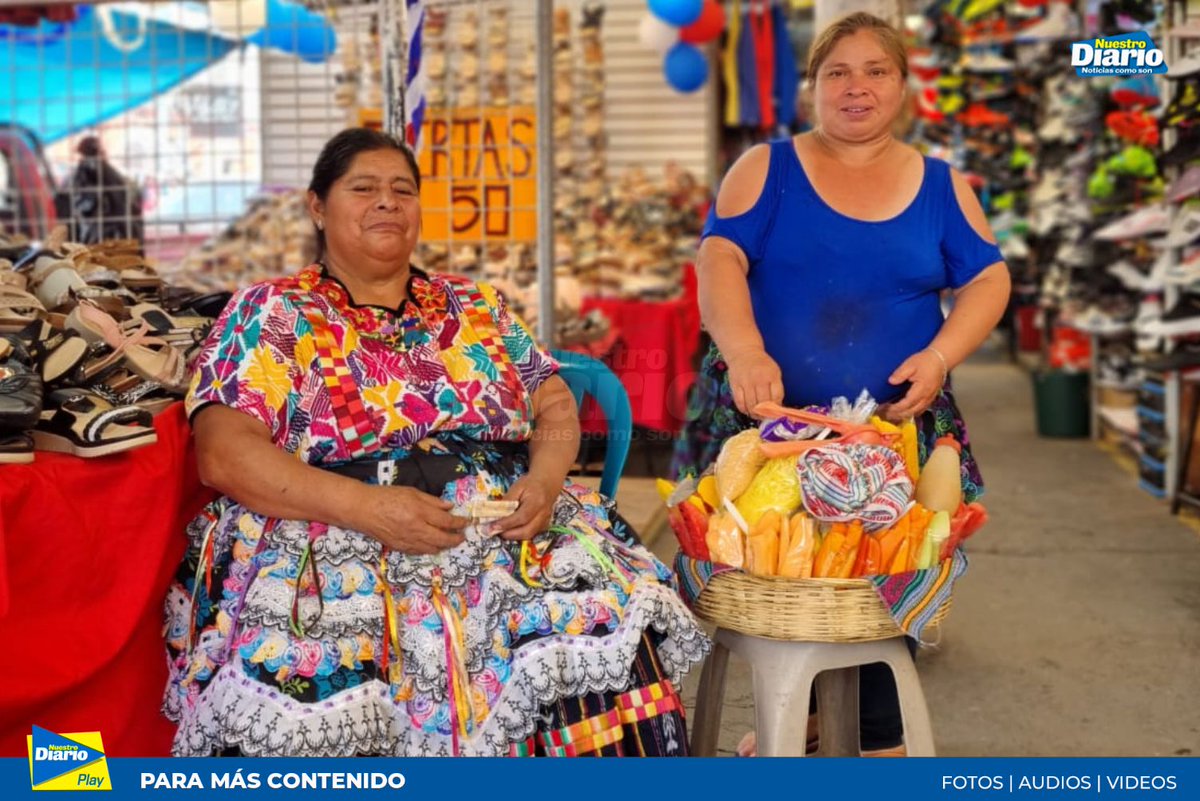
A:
33 388 157 457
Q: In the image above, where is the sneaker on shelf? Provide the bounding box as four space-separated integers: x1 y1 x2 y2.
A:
1160 130 1200 168
1167 52 1200 80
1069 305 1133 335
1168 166 1200 203
1134 294 1163 330
1031 169 1067 205
1144 250 1173 291
1107 259 1148 290
1141 293 1200 337
961 50 1016 73
1163 249 1200 286
1105 110 1160 147
1093 205 1170 241
1162 78 1200 128
1001 235 1030 261
1141 339 1200 370
1163 206 1200 248
1055 239 1095 267
1110 74 1160 108
1103 145 1159 179
959 102 1011 127
1014 3 1080 42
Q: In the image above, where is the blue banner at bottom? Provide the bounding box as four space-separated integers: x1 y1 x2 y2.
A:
2 757 1195 800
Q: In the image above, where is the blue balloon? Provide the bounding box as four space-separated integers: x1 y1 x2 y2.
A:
648 0 704 28
663 42 707 93
246 0 337 64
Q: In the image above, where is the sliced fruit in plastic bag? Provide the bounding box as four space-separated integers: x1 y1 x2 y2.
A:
733 455 802 527
715 429 766 502
706 511 744 568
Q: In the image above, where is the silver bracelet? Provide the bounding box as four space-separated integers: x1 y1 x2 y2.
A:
926 346 949 383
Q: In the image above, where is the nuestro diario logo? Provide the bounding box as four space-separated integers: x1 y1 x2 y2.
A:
26 726 111 791
1071 31 1167 77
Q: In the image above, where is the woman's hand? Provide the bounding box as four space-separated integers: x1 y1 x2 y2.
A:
725 347 784 417
493 473 564 542
879 349 945 422
355 485 469 555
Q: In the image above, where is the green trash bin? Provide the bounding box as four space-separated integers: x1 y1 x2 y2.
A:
1033 369 1090 438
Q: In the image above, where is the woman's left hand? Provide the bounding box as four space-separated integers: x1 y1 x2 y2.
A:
493 473 564 541
879 349 945 422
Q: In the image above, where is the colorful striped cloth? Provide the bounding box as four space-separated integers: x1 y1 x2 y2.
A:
797 444 913 532
673 548 968 645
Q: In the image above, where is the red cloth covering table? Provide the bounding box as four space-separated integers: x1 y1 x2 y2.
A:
576 266 702 435
0 403 216 757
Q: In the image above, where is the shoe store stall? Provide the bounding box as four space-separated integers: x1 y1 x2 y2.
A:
900 0 1200 514
0 0 714 756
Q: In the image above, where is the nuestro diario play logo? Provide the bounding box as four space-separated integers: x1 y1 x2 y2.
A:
1071 31 1167 77
26 726 111 791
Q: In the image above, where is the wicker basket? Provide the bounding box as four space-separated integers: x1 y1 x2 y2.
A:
692 570 952 643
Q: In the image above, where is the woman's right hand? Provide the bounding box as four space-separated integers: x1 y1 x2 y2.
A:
354 485 469 555
725 347 784 417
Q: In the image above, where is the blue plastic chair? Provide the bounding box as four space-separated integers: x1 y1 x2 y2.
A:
551 349 632 499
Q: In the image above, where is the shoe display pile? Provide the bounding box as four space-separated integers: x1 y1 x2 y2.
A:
0 229 233 460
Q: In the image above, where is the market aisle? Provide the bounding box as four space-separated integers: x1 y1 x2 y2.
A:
648 362 1200 757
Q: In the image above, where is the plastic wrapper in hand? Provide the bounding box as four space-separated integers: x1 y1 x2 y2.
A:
715 429 767 501
828 389 878 426
734 455 803 526
759 404 829 442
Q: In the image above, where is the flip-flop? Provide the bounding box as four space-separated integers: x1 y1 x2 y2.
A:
33 388 157 458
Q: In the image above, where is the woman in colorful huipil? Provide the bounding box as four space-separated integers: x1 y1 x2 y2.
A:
163 128 708 757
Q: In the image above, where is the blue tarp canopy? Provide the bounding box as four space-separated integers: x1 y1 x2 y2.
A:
0 5 237 144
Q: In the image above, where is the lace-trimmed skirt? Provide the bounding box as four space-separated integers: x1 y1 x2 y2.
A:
163 437 709 757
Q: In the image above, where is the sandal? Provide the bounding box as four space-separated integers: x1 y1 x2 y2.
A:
33 387 157 458
0 286 45 332
0 358 43 431
0 430 34 463
65 301 189 393
3 319 90 387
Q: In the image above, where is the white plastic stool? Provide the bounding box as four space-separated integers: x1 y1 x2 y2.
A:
690 627 936 757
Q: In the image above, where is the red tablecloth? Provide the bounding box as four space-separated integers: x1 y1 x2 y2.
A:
0 403 216 757
577 267 702 434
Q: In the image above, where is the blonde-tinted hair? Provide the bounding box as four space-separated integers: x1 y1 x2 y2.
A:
805 12 908 84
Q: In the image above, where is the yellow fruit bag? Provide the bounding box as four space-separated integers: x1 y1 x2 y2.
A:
734 456 802 527
715 429 767 502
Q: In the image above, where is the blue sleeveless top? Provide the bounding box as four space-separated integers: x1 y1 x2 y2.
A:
701 138 1003 407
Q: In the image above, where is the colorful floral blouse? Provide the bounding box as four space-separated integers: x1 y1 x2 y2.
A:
186 264 558 462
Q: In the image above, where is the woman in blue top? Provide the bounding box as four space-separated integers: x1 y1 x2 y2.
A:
673 13 1011 756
